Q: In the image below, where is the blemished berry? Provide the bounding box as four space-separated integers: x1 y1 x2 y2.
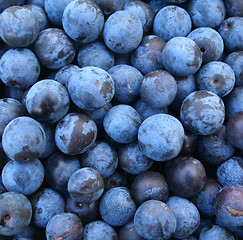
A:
134 200 176 240
45 213 83 240
0 192 32 236
34 28 76 69
62 0 104 43
215 184 243 227
0 6 39 47
29 188 65 228
180 90 225 135
68 167 104 203
68 66 115 110
55 113 97 155
130 35 166 75
25 79 70 123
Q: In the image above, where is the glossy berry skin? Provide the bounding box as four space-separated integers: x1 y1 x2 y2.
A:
0 48 40 89
29 188 65 228
134 200 176 240
34 28 76 69
62 0 104 43
180 129 198 156
171 75 197 108
133 98 168 122
94 0 124 16
45 151 81 192
77 42 114 71
217 157 243 187
0 98 26 140
187 27 224 64
199 224 235 240
0 6 39 47
68 66 115 110
215 184 243 227
118 142 153 175
1 159 44 196
99 187 136 226
197 125 235 164
68 167 104 203
103 104 141 144
0 192 32 236
167 196 200 239
166 157 206 198
224 51 243 87
130 35 166 75
162 37 202 77
25 80 70 123
153 5 192 41
2 116 46 162
138 114 185 161
55 113 97 155
104 171 128 191
83 221 118 240
66 198 100 225
140 70 177 109
103 10 143 54
45 213 83 240
81 141 118 179
218 17 243 52
108 64 143 104
119 220 145 240
44 0 73 27
188 0 226 29
131 171 169 206
197 61 235 97
226 111 243 149
195 177 222 216
123 0 155 33
180 90 225 135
